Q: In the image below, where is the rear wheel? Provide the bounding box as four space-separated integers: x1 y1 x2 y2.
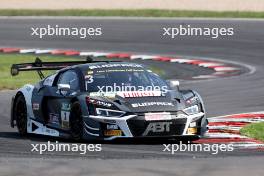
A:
70 102 83 140
14 95 27 136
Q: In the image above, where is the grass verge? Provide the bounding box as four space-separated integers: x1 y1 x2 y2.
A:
240 122 264 142
0 9 264 18
0 54 78 90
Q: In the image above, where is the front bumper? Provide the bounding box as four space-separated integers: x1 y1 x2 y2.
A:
86 112 205 140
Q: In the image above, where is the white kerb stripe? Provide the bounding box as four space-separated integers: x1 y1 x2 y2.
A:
20 49 37 53
170 59 194 63
130 55 145 59
131 55 159 60
192 75 218 79
199 62 224 67
92 52 111 57
214 67 240 72
232 143 264 148
205 133 247 138
79 52 110 57
35 49 52 54
79 52 98 56
208 126 242 131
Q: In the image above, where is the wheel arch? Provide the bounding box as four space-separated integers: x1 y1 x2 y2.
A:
10 85 35 128
191 90 206 113
191 90 208 136
10 91 23 127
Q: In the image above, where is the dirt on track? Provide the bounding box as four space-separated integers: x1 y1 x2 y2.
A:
0 0 264 12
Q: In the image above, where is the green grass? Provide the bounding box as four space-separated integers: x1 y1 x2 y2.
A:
0 9 264 18
0 54 79 90
240 122 264 142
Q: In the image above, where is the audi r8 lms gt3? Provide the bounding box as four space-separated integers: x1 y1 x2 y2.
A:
10 58 207 141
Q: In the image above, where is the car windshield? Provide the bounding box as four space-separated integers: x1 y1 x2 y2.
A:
82 64 169 93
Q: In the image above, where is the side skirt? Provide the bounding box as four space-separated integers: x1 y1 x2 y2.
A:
27 118 60 137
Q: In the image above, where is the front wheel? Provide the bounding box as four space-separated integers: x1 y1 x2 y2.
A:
70 102 83 141
14 95 28 136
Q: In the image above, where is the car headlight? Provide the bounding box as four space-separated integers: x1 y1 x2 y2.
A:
96 108 125 117
183 105 200 115
186 96 199 105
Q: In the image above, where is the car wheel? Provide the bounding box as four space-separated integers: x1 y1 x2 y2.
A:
70 102 83 140
14 95 27 136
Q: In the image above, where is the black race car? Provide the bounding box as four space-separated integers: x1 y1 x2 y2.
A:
10 58 207 141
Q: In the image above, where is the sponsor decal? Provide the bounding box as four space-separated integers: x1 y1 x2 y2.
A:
89 91 163 98
61 111 70 129
118 91 162 98
145 112 172 121
106 124 119 130
32 103 40 110
95 68 145 73
187 127 197 135
90 92 116 98
131 102 174 108
89 63 143 70
89 98 113 108
88 68 145 75
45 128 59 135
30 120 60 137
61 103 71 128
102 119 116 124
104 130 122 136
85 75 94 83
143 122 173 136
189 122 196 128
49 113 59 124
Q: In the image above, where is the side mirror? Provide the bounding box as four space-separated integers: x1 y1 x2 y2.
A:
167 80 180 90
58 84 70 96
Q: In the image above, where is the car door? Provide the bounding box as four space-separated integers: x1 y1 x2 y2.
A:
44 69 80 130
31 74 58 124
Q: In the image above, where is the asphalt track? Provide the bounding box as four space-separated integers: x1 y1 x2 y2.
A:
0 17 264 175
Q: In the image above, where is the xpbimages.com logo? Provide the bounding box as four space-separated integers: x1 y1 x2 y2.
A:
162 25 234 39
31 24 102 39
96 83 169 95
163 141 234 155
31 141 102 155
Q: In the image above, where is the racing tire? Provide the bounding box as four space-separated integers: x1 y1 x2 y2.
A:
14 95 27 136
70 102 83 141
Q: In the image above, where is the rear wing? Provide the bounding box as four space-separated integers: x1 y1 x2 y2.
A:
11 57 118 79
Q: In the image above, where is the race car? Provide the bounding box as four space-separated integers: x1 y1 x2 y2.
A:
10 57 207 141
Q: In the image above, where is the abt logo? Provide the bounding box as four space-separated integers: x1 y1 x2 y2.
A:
142 122 173 136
